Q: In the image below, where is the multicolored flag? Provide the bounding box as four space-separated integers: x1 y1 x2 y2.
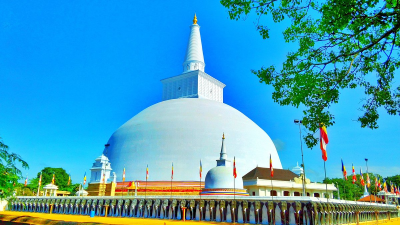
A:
51 173 55 185
375 177 378 191
24 176 28 186
383 179 387 192
38 172 42 187
270 154 274 177
199 160 202 179
146 165 149 180
171 163 174 180
67 175 71 186
233 157 237 178
352 164 356 184
122 168 126 182
391 182 395 194
360 168 365 186
341 159 347 180
83 172 87 185
366 173 370 188
378 179 382 191
319 124 329 161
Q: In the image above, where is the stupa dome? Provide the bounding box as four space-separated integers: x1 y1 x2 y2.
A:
99 16 282 182
104 98 282 181
205 166 243 189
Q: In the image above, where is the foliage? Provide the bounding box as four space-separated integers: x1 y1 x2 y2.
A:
36 167 71 191
385 174 400 186
0 138 29 199
221 0 400 148
27 170 80 196
323 173 398 200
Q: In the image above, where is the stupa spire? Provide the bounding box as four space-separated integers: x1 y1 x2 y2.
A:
182 14 205 73
193 13 198 24
220 133 227 160
217 133 230 166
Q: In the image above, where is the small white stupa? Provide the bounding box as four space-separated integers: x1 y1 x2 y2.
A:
200 134 248 196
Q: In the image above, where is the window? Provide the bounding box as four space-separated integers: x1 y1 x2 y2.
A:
314 193 320 197
270 190 277 196
294 192 300 196
307 192 310 196
283 191 290 196
252 192 256 196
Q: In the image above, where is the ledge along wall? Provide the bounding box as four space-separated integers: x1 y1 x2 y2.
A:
9 196 398 224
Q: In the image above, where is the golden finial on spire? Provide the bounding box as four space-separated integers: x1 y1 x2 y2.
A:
193 13 198 24
222 133 225 139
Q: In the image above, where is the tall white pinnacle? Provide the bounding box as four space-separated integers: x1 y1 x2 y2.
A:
217 133 230 166
182 14 205 73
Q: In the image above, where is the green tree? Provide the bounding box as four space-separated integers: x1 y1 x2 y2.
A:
323 173 396 200
0 138 29 199
221 0 400 147
37 167 71 191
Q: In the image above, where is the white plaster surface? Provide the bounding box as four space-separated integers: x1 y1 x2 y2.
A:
226 204 232 222
105 98 281 181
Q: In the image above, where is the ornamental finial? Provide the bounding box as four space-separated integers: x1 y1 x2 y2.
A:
222 133 225 139
193 13 198 24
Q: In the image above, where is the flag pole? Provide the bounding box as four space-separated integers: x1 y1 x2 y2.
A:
144 165 148 218
171 162 173 199
324 161 328 201
233 156 236 224
199 160 202 221
200 160 202 202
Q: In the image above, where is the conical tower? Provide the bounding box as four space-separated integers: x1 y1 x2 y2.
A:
161 14 225 102
183 14 205 73
217 133 231 166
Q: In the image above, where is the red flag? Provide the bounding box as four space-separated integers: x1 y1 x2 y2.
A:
352 164 356 184
171 163 174 180
320 124 329 161
360 168 365 186
270 154 274 177
233 157 237 178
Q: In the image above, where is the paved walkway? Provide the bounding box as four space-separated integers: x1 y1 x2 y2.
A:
0 211 399 225
0 211 221 225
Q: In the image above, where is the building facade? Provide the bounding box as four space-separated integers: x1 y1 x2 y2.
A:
243 167 336 198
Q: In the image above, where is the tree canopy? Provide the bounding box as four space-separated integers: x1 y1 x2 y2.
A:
324 173 399 200
0 138 28 199
221 0 400 147
36 167 71 191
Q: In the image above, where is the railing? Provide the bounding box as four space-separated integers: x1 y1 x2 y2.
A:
9 195 398 224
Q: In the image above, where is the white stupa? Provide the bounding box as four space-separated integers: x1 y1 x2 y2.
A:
200 134 248 195
102 15 282 181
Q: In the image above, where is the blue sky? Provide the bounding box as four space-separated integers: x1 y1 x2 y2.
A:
1 1 399 184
